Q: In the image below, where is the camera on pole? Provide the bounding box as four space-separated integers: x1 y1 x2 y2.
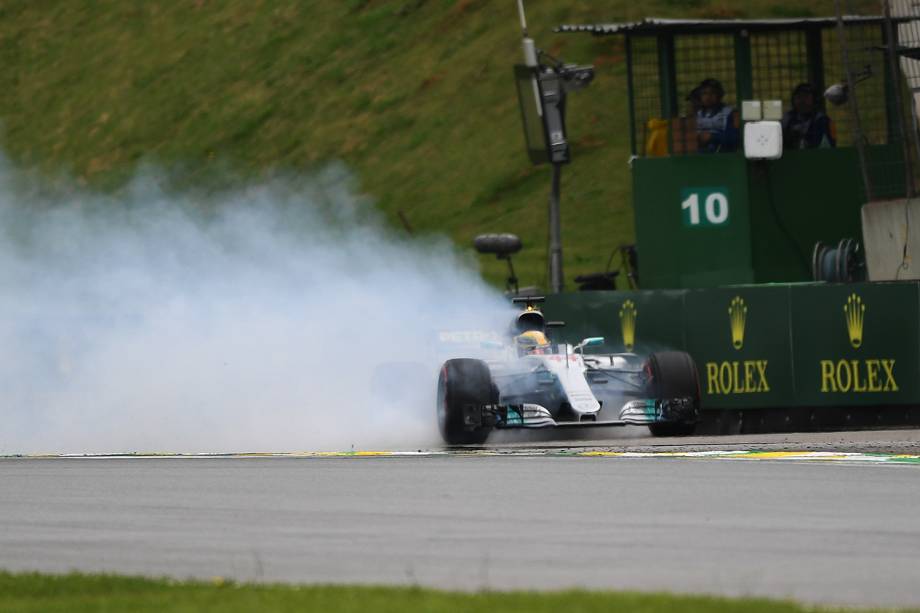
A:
512 0 594 293
513 40 594 164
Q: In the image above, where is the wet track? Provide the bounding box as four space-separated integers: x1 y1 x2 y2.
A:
3 429 920 608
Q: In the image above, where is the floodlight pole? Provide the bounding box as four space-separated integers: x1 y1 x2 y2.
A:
549 163 564 293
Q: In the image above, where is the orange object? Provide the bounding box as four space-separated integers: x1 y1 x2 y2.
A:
645 119 669 157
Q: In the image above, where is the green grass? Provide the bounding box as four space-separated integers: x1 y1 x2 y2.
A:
1 572 914 613
0 0 877 288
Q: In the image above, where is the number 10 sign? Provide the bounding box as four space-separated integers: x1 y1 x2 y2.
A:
680 188 730 227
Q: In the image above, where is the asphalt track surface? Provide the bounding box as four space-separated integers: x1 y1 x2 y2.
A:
3 430 920 608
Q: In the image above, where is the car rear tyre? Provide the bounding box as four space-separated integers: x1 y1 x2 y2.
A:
646 351 700 437
437 358 494 445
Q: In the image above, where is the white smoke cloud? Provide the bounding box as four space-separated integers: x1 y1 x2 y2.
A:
0 159 512 454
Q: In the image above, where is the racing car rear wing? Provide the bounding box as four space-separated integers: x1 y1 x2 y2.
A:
512 296 545 306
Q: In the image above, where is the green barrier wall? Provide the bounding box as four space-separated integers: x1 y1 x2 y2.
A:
544 281 920 410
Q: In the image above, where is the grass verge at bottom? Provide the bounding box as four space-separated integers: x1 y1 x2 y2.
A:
0 572 914 613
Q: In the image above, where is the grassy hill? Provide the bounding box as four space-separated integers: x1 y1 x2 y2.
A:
0 0 875 288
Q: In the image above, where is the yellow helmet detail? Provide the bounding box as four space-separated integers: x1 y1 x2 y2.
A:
516 330 550 348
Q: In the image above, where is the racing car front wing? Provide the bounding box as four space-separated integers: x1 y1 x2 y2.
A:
468 397 699 430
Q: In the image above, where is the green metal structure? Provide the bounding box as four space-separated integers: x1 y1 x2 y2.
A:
541 17 920 427
559 17 908 289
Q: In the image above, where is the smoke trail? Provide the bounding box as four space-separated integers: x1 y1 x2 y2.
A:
0 160 511 454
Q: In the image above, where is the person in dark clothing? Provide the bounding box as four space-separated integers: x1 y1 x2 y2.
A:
686 86 703 115
695 78 740 153
782 83 837 149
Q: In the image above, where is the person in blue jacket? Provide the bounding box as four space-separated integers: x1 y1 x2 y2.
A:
695 78 740 153
782 83 837 149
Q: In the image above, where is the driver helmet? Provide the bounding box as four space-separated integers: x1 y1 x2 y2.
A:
516 330 551 355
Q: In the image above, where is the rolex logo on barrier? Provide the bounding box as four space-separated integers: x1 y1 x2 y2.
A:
820 293 898 393
729 296 747 350
705 296 769 395
619 300 637 352
844 293 865 349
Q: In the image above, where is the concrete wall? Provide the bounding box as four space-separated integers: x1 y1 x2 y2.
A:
861 198 919 281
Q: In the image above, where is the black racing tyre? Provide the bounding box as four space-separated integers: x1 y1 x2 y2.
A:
646 351 700 437
437 358 494 445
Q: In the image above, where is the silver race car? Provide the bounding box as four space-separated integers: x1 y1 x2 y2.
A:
436 298 700 445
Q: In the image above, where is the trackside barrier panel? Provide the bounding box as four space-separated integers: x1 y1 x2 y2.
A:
544 281 920 410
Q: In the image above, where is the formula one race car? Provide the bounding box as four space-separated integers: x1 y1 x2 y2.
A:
436 298 700 445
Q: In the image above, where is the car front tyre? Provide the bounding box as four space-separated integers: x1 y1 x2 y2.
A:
437 358 494 445
646 351 700 437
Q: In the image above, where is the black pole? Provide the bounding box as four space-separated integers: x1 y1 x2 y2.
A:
501 254 519 295
549 162 564 293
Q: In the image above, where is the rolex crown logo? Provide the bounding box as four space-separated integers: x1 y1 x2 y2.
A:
844 293 866 349
619 299 637 352
728 296 747 350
